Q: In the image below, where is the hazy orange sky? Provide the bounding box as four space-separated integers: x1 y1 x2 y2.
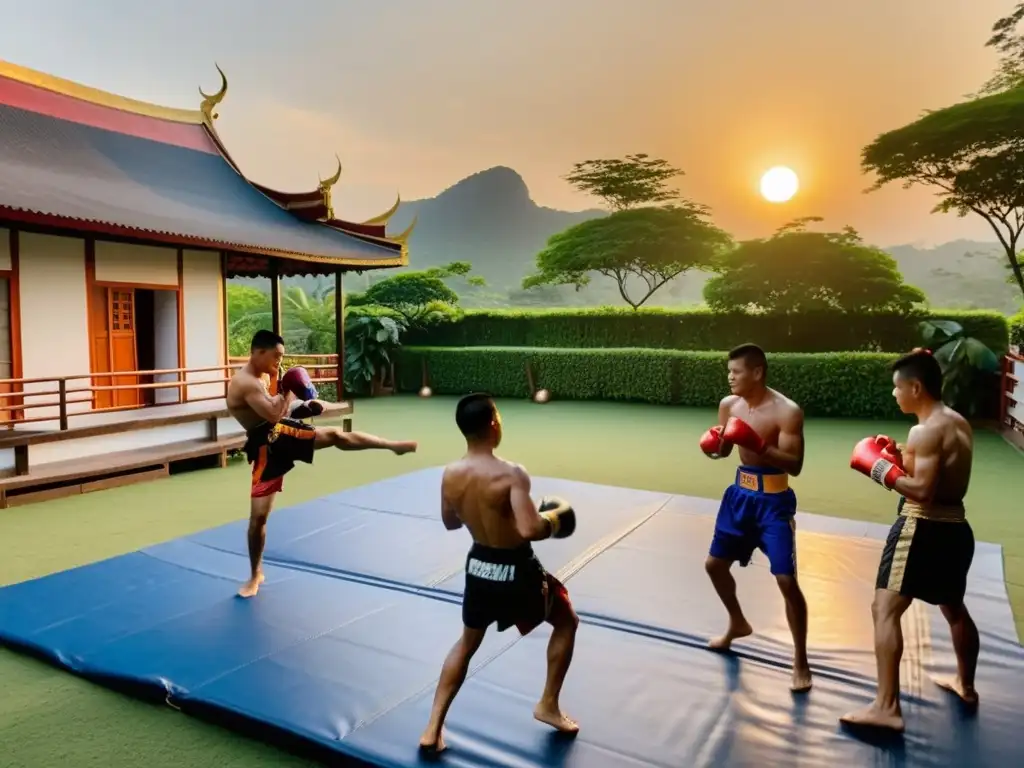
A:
0 0 1013 246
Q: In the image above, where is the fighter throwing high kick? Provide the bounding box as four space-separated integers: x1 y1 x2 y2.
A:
699 343 813 692
226 329 418 598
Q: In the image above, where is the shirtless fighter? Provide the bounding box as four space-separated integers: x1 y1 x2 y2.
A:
841 349 979 732
226 329 417 598
700 343 812 692
419 393 580 755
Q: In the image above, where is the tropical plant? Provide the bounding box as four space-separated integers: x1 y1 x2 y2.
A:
919 319 1001 415
344 314 406 395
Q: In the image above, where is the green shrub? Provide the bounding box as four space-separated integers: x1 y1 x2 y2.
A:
1010 308 1024 350
397 346 910 419
403 307 1009 354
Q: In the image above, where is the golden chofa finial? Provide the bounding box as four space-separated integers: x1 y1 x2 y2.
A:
318 154 343 220
362 193 401 226
391 214 417 245
199 63 228 122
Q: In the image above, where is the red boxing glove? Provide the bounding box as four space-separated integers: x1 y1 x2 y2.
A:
723 417 767 454
850 436 906 490
281 366 318 401
699 425 727 458
872 435 904 469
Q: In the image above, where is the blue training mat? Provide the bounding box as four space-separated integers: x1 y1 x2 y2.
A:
1 467 1022 766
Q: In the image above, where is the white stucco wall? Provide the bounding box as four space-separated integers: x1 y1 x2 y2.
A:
153 290 180 404
18 233 91 426
181 249 225 401
94 241 177 286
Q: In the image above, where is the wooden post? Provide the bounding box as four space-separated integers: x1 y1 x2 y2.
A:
221 251 230 399
58 379 68 431
270 260 282 338
335 269 345 403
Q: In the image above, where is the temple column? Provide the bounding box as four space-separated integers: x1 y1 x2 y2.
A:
270 260 282 337
334 269 344 402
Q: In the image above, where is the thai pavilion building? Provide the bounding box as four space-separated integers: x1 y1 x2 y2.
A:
0 58 411 499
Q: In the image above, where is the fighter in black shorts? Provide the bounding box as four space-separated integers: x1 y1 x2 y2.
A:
842 349 980 733
226 330 418 598
419 393 580 756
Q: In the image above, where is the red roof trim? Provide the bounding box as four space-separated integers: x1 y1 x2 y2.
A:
0 75 218 154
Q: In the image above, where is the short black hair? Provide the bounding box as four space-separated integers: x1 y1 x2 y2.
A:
250 329 284 351
455 393 496 439
728 343 768 378
892 348 943 401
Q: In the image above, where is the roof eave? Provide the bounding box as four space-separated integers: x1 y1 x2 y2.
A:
0 206 407 269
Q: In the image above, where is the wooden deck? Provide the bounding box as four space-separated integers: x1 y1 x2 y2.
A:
0 400 353 509
0 435 243 508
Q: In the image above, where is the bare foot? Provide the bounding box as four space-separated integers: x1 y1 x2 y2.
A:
934 676 979 706
237 571 265 599
839 703 905 733
392 441 418 456
533 702 580 734
791 664 813 693
418 728 446 757
708 618 753 651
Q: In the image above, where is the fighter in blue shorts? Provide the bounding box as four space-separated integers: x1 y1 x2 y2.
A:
699 343 812 692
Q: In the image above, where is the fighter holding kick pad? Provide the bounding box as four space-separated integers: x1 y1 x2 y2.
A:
699 343 812 692
419 393 580 757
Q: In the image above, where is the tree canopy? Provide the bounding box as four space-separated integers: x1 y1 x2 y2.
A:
563 153 683 211
348 261 482 325
861 85 1024 299
702 219 926 313
523 204 731 310
976 3 1024 96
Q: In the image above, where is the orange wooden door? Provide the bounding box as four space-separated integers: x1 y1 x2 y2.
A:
90 285 112 409
108 289 139 408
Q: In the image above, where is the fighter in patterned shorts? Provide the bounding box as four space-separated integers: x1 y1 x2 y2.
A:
226 329 417 598
418 393 580 756
841 349 979 733
699 343 812 692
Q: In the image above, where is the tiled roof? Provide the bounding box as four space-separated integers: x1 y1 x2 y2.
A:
0 67 404 267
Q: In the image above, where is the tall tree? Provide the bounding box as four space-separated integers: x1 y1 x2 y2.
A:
523 204 731 310
702 219 925 313
861 86 1024 299
347 261 484 326
976 3 1024 96
563 153 683 211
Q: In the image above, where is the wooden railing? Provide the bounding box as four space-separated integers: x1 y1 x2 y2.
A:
0 363 241 431
227 354 340 385
1002 353 1023 437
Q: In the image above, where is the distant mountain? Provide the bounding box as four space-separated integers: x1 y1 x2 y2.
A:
385 166 604 286
256 167 1022 314
885 240 1020 314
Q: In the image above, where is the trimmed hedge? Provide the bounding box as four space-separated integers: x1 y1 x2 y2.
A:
398 346 910 419
403 307 1010 355
1011 308 1024 350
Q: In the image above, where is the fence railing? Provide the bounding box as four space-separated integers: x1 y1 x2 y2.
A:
227 354 340 386
0 363 240 431
1002 353 1023 435
0 354 343 432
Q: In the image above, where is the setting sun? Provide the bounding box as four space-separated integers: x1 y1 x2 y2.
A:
760 166 799 203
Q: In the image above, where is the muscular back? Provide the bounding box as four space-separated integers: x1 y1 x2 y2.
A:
904 405 973 506
442 455 529 549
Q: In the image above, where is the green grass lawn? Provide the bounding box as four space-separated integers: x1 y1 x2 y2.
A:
1 395 1021 767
